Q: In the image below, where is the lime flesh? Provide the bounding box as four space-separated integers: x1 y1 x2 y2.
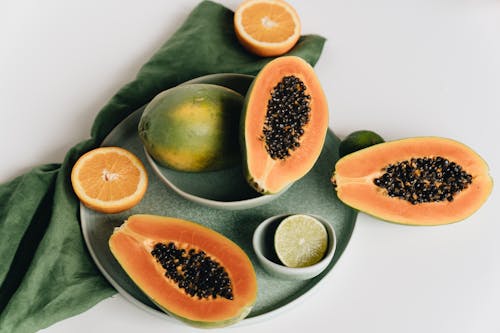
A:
274 215 328 268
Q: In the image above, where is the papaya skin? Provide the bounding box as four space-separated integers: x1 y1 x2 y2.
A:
331 137 493 226
138 84 244 172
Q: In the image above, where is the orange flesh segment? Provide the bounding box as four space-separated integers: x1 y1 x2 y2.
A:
241 3 296 42
78 152 141 200
234 0 301 57
71 147 148 213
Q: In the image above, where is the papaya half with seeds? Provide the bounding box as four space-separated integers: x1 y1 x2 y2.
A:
109 214 257 328
331 137 492 225
240 56 329 194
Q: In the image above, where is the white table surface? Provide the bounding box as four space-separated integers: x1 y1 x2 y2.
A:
2 0 499 332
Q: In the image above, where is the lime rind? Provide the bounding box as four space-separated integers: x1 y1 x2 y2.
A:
339 130 384 157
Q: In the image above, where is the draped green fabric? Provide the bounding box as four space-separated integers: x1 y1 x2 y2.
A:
0 1 325 332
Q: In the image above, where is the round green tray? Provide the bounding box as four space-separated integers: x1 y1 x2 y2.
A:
80 73 357 325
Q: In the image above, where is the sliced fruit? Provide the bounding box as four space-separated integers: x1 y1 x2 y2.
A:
274 214 328 268
234 0 301 57
339 130 384 157
71 147 148 213
240 55 329 194
331 137 493 225
138 84 244 172
108 214 257 328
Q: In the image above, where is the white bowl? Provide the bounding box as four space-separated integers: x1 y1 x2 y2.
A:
252 214 337 280
142 73 288 210
144 149 287 210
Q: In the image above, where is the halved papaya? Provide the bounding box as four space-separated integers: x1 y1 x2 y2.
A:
241 56 329 194
331 137 492 225
108 214 257 328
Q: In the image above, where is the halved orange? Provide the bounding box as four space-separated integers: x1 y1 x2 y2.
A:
234 0 301 57
71 147 148 214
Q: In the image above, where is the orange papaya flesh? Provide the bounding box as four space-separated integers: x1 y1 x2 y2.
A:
109 214 257 328
241 56 329 194
331 137 492 225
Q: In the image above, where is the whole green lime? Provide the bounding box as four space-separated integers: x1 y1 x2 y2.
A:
339 130 384 157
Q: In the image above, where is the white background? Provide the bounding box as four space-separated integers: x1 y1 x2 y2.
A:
1 0 499 332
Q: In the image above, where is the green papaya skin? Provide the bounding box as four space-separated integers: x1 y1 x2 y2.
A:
138 84 244 172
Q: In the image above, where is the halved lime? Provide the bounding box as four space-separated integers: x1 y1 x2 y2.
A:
274 215 328 268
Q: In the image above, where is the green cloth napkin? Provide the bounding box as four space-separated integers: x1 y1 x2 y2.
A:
0 1 325 332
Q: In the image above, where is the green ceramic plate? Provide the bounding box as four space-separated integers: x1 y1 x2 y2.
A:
80 73 357 326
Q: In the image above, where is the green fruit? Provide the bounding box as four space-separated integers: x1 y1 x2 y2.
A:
138 84 244 172
274 214 328 268
338 130 384 157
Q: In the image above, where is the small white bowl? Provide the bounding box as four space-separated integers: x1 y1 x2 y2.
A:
252 214 337 280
